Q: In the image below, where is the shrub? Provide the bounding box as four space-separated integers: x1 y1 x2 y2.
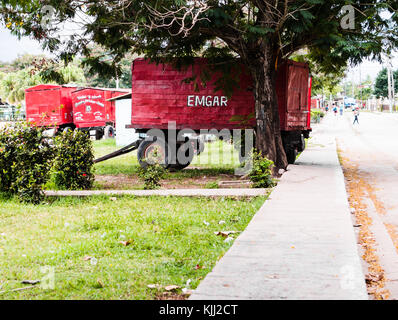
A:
248 150 276 188
0 123 55 203
0 125 17 193
138 162 166 190
52 130 95 190
311 109 325 122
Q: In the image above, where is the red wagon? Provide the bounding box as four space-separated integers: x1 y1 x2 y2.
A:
25 84 77 131
122 58 311 168
71 88 129 139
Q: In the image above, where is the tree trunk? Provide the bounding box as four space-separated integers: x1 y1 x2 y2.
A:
249 56 288 174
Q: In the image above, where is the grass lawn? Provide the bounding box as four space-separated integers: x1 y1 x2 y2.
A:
93 139 241 176
84 139 245 190
0 194 266 299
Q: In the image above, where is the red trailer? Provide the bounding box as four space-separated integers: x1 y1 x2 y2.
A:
25 84 77 131
123 58 311 168
71 88 129 139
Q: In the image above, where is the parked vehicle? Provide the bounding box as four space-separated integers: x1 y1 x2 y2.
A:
116 58 312 168
71 87 129 139
25 84 76 131
25 84 128 139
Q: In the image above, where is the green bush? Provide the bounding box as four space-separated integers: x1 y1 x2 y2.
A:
138 162 166 190
248 150 276 188
0 123 54 203
52 130 95 190
0 125 17 193
311 109 325 122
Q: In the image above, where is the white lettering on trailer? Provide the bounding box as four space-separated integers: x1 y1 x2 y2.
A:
187 95 194 107
196 96 205 106
187 95 228 107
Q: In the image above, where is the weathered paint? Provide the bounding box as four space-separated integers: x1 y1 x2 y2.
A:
71 88 128 128
25 84 77 127
129 58 311 131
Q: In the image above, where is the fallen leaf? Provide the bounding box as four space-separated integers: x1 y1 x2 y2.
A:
119 239 133 246
83 256 92 261
214 231 239 238
147 284 162 289
21 280 40 285
194 264 205 270
97 279 104 288
165 285 180 291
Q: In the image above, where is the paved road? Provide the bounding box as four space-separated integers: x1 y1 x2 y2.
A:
336 111 398 299
190 115 367 300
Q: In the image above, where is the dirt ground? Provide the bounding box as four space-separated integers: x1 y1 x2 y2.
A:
335 111 398 299
94 171 249 190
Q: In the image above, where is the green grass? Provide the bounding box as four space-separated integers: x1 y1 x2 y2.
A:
93 139 241 177
0 195 266 299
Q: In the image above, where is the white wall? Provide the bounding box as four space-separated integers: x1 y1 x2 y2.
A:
115 98 139 146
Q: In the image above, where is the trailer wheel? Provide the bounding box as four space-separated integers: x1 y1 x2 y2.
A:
169 142 194 171
137 137 170 169
297 135 306 152
95 129 103 140
285 147 297 165
104 125 115 139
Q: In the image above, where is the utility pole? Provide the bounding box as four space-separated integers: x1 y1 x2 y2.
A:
387 55 393 113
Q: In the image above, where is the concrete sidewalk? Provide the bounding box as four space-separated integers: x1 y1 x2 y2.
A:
190 116 368 300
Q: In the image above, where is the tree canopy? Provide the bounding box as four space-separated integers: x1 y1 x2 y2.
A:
374 67 398 98
1 0 397 169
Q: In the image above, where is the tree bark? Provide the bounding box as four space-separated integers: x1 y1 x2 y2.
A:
248 54 288 174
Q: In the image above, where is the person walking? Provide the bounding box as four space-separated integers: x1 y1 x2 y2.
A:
339 105 343 116
353 108 359 124
333 104 338 116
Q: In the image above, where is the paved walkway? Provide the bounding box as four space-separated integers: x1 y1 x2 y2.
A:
190 116 368 300
45 188 268 197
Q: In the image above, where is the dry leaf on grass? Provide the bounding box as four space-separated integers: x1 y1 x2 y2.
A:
214 231 239 238
165 285 180 291
119 239 133 246
147 284 162 289
21 280 40 285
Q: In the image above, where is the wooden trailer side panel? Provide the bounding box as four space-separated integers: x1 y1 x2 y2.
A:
285 61 310 131
130 59 256 130
72 88 127 128
25 85 74 127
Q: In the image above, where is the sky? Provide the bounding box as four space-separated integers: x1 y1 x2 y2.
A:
0 26 397 85
0 26 53 62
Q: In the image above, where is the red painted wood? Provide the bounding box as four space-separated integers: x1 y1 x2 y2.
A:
130 58 310 131
25 85 76 127
71 88 127 128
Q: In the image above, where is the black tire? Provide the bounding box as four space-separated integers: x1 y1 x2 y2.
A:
95 129 103 140
169 141 194 171
104 125 115 139
297 135 306 152
137 136 170 169
196 137 205 155
285 147 297 164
